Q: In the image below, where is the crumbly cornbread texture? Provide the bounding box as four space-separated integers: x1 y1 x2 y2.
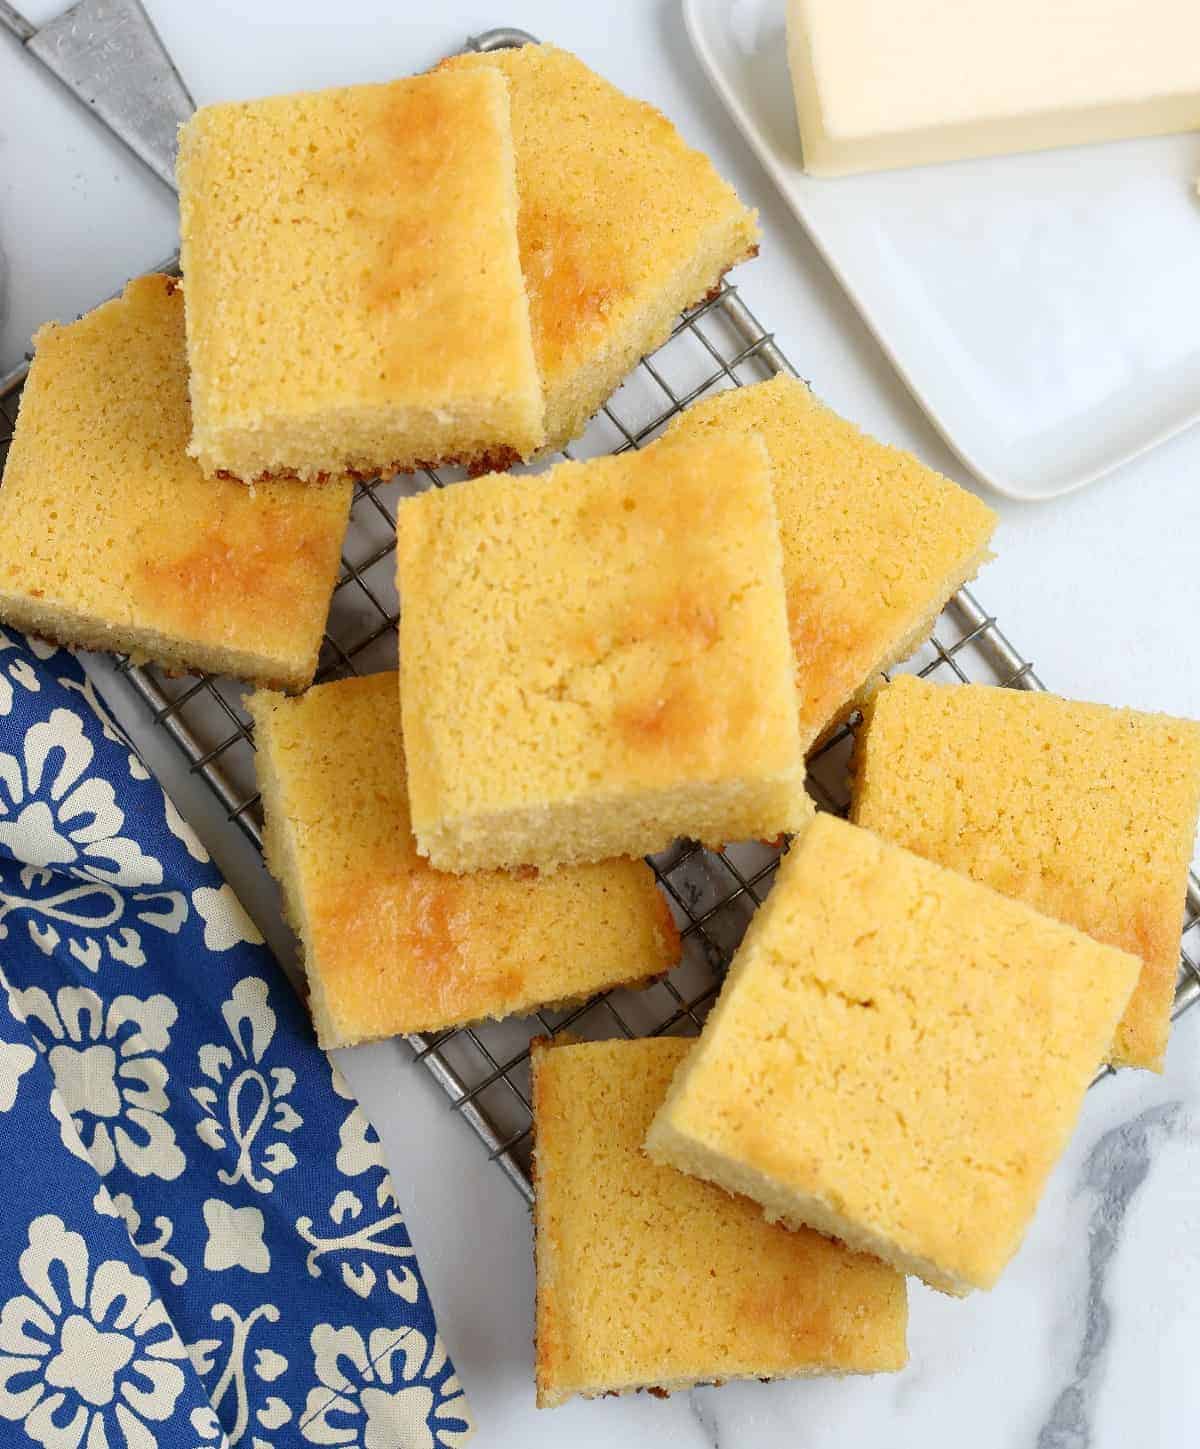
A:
177 68 543 482
396 434 810 872
0 276 350 690
852 677 1200 1071
645 815 1139 1295
664 376 996 741
248 675 679 1046
532 1036 906 1407
443 44 760 454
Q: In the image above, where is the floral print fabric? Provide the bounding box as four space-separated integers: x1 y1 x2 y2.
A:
0 631 472 1448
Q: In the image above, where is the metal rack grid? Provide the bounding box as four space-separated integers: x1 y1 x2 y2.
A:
2 31 1198 1208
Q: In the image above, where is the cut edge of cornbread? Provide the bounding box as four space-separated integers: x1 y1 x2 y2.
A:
647 1107 974 1296
645 814 1141 1295
0 594 322 695
247 690 343 1048
191 406 541 489
531 1035 907 1407
247 686 681 1046
414 773 815 876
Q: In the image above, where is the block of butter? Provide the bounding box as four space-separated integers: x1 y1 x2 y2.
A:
786 0 1200 177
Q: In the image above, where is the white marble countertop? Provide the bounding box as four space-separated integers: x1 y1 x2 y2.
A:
3 3 1199 1445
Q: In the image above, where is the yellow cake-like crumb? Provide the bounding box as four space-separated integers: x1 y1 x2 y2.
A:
0 275 350 690
532 1036 906 1407
852 676 1200 1071
664 375 996 741
443 44 759 454
646 815 1139 1295
177 68 543 482
248 675 679 1046
396 434 810 872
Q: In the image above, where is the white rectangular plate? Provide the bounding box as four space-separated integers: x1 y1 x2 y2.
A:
685 0 1200 500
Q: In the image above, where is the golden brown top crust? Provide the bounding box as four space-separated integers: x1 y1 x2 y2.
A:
176 68 541 448
138 499 339 641
0 275 349 683
852 676 1200 1069
442 44 759 383
653 816 1139 1291
531 1036 906 1405
664 376 996 739
313 856 527 1028
247 675 679 1040
395 433 803 825
524 213 627 374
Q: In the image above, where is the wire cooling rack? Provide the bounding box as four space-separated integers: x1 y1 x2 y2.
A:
2 28 1198 1205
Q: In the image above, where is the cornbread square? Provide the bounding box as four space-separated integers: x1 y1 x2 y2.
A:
0 276 350 690
664 376 996 741
177 68 543 482
532 1036 906 1407
248 674 679 1046
443 44 759 454
645 815 1139 1295
852 677 1200 1070
396 434 810 872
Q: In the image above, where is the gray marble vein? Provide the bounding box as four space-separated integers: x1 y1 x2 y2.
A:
689 1386 721 1449
1037 1101 1189 1449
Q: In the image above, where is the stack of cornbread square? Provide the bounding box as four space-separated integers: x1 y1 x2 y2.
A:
1 35 1198 1418
0 44 761 683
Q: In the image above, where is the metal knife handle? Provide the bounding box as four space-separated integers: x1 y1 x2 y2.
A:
0 0 193 190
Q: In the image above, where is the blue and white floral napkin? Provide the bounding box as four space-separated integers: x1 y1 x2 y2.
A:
0 629 473 1449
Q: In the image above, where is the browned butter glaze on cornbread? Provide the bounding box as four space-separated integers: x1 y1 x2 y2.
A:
442 43 760 456
177 68 543 482
532 1035 906 1407
0 275 350 689
249 674 680 1045
664 375 996 742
